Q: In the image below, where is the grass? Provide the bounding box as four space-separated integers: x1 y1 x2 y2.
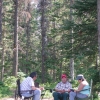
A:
0 80 14 98
42 90 52 99
0 86 13 98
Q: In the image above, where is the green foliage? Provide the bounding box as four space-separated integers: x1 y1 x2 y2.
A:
40 82 58 98
17 72 26 80
0 1 99 100
72 0 96 17
43 82 57 89
76 67 98 81
94 82 100 91
3 72 26 88
70 80 78 88
0 81 12 98
3 76 17 88
0 81 4 86
93 92 99 99
0 86 12 98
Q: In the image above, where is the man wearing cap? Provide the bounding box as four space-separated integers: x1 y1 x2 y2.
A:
69 74 90 100
53 74 72 100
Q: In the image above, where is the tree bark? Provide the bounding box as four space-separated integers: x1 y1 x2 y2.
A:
25 3 31 74
97 0 100 60
13 0 18 76
70 58 74 80
69 0 74 80
1 43 4 81
0 0 2 80
40 0 47 83
0 0 2 43
1 14 5 80
97 0 100 80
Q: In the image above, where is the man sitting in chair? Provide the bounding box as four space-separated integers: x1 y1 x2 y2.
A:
53 74 72 100
20 72 44 100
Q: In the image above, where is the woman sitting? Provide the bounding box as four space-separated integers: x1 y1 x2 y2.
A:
69 74 90 100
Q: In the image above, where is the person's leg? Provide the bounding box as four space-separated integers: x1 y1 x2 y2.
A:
53 92 62 100
62 92 69 100
21 92 33 99
69 91 77 100
76 93 88 98
33 89 41 100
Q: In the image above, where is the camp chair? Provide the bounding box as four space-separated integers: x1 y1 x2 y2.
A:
76 79 93 100
15 79 33 100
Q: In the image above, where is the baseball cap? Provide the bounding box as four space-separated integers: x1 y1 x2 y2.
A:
61 74 67 78
76 74 84 80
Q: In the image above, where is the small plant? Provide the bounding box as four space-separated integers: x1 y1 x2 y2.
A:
0 83 12 98
3 72 26 88
17 72 26 80
3 76 17 88
0 72 26 98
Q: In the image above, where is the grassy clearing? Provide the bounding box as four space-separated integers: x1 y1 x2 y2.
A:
0 76 99 100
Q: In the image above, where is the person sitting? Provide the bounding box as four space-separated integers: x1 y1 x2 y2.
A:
20 72 44 100
53 74 72 100
69 74 90 100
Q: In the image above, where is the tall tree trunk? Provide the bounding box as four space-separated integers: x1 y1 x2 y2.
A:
53 40 56 81
26 21 30 74
13 0 18 76
0 0 2 80
69 0 74 80
1 14 5 80
96 54 99 69
70 58 74 80
97 0 100 60
1 41 4 81
0 0 3 80
40 0 47 83
0 0 2 43
52 16 56 81
97 0 100 79
25 3 31 74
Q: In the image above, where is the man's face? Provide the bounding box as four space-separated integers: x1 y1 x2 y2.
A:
61 77 67 83
33 75 37 81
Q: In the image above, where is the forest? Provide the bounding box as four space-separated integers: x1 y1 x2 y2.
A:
0 0 100 99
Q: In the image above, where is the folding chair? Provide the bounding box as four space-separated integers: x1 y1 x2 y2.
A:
15 79 33 100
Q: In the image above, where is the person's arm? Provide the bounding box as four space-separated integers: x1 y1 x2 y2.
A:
55 83 64 93
67 83 72 92
31 86 38 90
31 86 43 90
55 89 64 92
29 79 42 90
75 83 85 92
64 82 72 92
